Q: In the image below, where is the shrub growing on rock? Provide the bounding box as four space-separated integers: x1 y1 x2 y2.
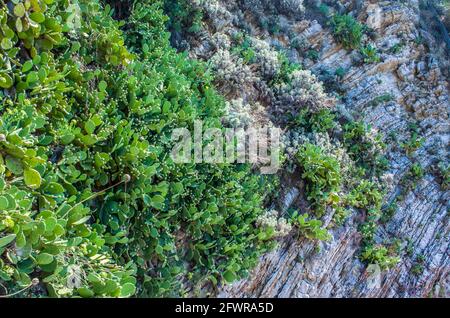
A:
296 143 341 215
330 14 364 50
0 0 275 298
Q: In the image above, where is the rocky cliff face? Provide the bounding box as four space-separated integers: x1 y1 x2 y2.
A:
172 0 449 297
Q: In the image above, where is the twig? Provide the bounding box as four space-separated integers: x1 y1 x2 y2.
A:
0 278 39 298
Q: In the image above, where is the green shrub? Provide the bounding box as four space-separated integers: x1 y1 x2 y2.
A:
0 0 275 298
290 109 336 133
436 162 449 190
389 42 405 54
296 143 341 215
329 14 364 50
411 253 425 275
400 162 425 192
232 36 256 64
360 245 400 270
360 44 380 64
318 4 330 17
332 206 350 226
289 212 330 241
287 106 397 269
306 49 319 61
346 180 384 211
271 52 301 86
335 67 347 78
409 163 425 180
164 0 203 34
401 132 424 156
345 181 399 269
343 121 387 176
0 0 137 298
380 200 398 223
267 16 281 35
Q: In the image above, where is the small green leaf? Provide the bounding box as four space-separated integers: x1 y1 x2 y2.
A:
5 156 23 175
98 80 107 92
0 234 16 248
53 224 65 237
71 216 91 225
80 134 97 146
26 71 39 84
36 38 53 51
15 18 23 32
14 4 26 17
77 287 94 298
0 196 9 210
208 203 219 213
1 38 13 50
102 279 119 295
150 195 165 210
44 217 57 232
36 253 54 265
16 231 26 248
32 55 42 65
120 283 136 297
172 182 184 195
60 133 75 145
0 73 14 88
30 12 46 23
24 168 42 189
223 270 237 283
155 245 163 254
45 182 65 194
151 195 165 203
150 227 158 238
0 269 11 281
84 120 96 134
71 41 81 53
87 273 101 283
22 60 34 73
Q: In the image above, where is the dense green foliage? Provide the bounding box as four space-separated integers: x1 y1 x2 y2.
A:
329 14 364 50
163 0 203 35
290 109 336 133
0 0 276 298
296 143 341 216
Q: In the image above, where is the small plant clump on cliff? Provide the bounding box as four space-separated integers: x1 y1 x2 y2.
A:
329 13 364 50
325 8 380 65
296 143 341 216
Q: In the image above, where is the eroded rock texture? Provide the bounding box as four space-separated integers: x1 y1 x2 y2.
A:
176 0 449 297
